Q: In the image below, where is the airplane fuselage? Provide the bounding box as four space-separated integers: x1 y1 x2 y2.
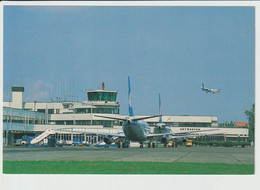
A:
122 120 151 142
201 83 220 94
153 123 172 143
153 124 171 134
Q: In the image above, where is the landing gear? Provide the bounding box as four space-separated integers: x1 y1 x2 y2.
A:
122 142 129 148
117 142 121 148
140 144 144 148
147 142 155 148
164 143 167 148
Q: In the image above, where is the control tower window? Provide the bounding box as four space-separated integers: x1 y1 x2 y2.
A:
88 92 117 102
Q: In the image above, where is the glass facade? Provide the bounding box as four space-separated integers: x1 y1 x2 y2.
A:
55 120 73 125
74 108 119 114
93 108 119 114
37 109 45 113
75 120 91 125
88 91 117 102
164 122 211 127
92 120 114 127
3 107 46 125
75 108 91 114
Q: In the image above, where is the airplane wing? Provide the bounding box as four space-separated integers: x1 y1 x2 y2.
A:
169 134 207 139
94 115 127 121
146 133 173 138
169 132 224 139
174 128 219 135
146 129 220 138
131 115 162 121
94 114 162 122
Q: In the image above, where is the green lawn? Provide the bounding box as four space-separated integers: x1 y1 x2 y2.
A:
3 161 254 174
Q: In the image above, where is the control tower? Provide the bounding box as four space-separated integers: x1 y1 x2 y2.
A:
87 82 117 102
86 82 120 116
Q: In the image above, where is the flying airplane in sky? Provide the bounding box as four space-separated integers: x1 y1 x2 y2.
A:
201 83 221 94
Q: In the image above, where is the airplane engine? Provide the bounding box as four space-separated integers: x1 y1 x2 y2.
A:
161 137 167 143
104 136 113 144
161 135 169 144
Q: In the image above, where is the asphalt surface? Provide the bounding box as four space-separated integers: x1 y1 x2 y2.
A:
3 145 254 164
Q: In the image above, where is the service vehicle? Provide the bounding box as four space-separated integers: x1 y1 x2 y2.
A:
185 140 192 147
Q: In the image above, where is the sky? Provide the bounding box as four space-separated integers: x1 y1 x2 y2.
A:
3 6 255 123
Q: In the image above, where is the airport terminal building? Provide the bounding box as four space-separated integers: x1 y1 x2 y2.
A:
3 86 249 145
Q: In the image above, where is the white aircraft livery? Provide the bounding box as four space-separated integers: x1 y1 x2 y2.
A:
201 83 221 94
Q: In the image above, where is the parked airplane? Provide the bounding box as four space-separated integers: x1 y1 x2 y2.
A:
153 94 172 147
153 94 220 147
201 83 221 94
94 76 163 148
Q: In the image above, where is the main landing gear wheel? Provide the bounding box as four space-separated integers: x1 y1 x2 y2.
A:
140 144 144 148
122 142 128 148
164 143 167 148
118 142 121 148
148 143 151 148
152 142 156 148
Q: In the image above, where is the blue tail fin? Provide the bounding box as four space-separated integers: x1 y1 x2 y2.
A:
201 83 204 89
159 93 162 123
128 76 134 117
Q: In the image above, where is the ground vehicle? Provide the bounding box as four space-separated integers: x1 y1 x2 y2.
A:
168 141 174 147
185 140 192 147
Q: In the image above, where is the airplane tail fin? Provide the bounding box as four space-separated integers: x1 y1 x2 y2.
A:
128 76 134 117
201 83 204 89
159 93 162 123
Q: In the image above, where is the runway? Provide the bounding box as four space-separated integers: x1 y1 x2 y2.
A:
3 146 254 164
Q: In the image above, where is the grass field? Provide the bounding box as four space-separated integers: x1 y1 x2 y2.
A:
3 161 254 174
